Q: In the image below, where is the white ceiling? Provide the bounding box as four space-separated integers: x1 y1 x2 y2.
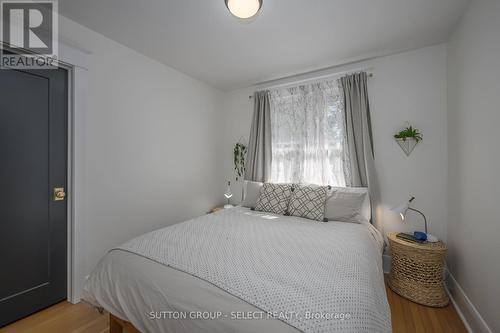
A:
59 0 469 90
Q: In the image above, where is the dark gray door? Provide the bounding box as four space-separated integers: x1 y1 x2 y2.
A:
0 67 68 327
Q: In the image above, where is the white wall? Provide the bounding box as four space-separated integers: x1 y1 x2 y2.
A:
58 16 224 300
56 5 500 330
447 0 500 331
221 45 448 241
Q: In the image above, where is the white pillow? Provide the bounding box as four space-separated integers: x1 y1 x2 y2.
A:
241 180 264 208
324 187 371 223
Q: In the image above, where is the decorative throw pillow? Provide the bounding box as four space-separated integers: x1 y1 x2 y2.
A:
255 183 293 215
288 185 328 221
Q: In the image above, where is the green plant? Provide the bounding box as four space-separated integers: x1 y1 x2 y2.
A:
394 125 423 142
234 143 247 181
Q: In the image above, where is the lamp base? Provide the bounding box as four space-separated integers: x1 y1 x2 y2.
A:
224 204 234 209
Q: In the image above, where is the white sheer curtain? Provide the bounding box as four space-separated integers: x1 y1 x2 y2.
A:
269 80 349 186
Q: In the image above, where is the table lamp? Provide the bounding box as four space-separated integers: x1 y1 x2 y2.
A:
391 196 438 242
224 181 233 209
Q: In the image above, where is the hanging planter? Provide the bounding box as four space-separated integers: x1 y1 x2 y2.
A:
395 137 418 156
394 125 422 156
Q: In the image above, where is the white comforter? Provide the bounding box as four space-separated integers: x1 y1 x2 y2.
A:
83 207 391 333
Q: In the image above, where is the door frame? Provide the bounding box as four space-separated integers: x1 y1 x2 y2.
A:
1 41 86 303
60 60 75 303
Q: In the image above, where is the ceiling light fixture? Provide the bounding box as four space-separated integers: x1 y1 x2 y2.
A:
225 0 262 19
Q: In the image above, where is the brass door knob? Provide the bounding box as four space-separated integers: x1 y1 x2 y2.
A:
53 187 66 201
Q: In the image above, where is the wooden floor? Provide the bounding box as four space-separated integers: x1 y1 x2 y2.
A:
0 302 109 333
384 279 467 333
1 280 467 333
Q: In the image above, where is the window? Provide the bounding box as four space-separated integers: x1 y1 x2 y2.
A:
269 80 348 186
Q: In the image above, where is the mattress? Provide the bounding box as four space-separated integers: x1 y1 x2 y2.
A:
83 207 390 333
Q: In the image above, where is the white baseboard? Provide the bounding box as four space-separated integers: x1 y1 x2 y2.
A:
446 272 493 333
383 255 492 333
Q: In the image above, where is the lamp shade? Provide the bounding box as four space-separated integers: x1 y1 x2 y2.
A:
391 201 410 221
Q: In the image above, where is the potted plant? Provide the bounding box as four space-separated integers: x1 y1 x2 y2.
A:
394 125 422 156
394 125 423 142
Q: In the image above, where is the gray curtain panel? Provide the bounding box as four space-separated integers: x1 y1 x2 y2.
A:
245 91 272 182
340 72 382 230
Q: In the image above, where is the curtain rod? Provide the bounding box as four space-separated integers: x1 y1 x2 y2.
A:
249 69 373 99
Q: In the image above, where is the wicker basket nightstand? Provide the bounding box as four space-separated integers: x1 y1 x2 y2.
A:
387 232 449 307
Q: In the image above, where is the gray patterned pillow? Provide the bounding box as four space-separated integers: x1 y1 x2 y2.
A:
255 183 293 215
288 185 328 221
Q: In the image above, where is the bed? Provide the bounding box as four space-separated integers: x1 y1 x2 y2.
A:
83 206 391 333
